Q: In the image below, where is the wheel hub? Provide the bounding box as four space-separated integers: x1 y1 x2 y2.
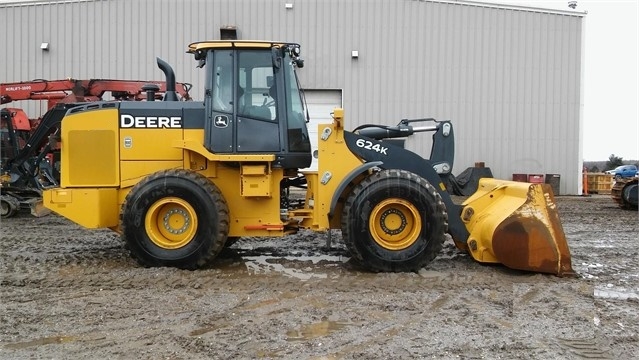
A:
369 198 422 250
145 197 198 249
163 208 191 235
379 208 407 235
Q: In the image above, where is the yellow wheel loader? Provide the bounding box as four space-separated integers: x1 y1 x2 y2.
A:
42 41 574 275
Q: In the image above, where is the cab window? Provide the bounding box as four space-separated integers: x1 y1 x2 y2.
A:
237 50 277 121
212 50 233 113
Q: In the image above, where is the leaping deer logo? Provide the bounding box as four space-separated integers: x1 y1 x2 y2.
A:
214 115 229 128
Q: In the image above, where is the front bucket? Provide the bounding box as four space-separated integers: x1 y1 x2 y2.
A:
460 178 574 276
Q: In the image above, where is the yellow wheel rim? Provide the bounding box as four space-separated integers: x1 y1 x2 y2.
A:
145 197 198 249
369 198 422 250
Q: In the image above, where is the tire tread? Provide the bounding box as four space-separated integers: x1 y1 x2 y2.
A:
120 169 229 269
341 169 448 272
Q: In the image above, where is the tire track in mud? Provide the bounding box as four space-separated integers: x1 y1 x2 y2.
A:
1 214 124 273
557 338 613 359
0 249 596 295
1 196 638 358
165 276 616 359
512 282 618 358
0 269 620 358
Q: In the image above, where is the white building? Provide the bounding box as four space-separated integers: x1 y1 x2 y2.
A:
0 0 585 194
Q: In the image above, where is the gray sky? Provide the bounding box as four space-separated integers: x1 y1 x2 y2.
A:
2 0 637 161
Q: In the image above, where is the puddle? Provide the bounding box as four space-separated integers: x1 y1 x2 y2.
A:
594 286 639 300
418 269 446 278
4 336 75 350
581 262 604 268
286 320 351 341
244 255 347 281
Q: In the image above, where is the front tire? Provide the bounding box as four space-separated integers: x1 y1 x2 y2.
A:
121 169 229 269
341 169 448 272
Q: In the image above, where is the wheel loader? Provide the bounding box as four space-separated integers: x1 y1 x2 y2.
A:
42 41 574 275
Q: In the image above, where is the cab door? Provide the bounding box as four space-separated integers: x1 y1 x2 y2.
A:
205 49 235 153
204 49 280 154
235 50 281 153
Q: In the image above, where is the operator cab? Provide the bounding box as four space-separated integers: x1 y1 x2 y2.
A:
188 41 311 169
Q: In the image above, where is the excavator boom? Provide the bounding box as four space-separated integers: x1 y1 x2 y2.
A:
1 78 192 108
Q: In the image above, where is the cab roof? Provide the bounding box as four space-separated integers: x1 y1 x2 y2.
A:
187 40 298 53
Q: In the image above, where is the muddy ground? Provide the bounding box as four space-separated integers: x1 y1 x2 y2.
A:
0 195 637 359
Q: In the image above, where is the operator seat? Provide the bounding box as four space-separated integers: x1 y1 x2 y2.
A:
246 105 272 120
243 85 276 120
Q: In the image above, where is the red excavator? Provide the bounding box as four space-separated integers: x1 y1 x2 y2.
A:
1 79 192 218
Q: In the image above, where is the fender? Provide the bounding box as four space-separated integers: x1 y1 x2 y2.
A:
343 131 470 246
328 161 383 218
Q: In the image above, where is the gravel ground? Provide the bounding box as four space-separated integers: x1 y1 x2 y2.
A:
0 194 637 359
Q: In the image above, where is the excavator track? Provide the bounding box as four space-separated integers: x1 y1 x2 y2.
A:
611 177 638 210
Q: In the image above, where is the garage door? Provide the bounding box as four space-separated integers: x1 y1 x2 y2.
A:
303 89 342 171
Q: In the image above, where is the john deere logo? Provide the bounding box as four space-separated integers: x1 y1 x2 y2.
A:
120 114 182 128
214 115 229 128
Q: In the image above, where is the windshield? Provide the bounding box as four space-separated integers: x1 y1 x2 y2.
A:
284 53 310 152
285 56 305 118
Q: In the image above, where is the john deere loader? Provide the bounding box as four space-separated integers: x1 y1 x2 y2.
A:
42 41 574 275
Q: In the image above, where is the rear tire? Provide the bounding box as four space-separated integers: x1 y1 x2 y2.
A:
121 169 229 269
341 169 448 272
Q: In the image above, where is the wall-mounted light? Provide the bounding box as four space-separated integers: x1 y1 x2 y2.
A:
351 50 359 58
285 3 293 9
40 42 49 51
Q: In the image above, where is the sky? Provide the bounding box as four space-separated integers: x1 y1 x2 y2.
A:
1 0 637 161
481 0 638 161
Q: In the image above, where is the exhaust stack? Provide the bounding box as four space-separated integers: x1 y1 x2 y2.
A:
156 58 179 101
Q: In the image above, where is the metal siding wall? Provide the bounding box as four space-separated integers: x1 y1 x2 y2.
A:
0 0 583 194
